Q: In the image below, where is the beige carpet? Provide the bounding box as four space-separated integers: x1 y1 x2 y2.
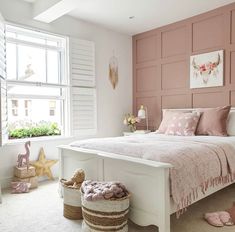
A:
0 181 235 232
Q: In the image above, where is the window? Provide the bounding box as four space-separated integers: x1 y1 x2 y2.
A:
0 22 97 143
11 100 18 116
49 100 56 116
24 100 31 116
5 24 68 140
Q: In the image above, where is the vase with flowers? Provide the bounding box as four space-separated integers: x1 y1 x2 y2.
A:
123 114 140 132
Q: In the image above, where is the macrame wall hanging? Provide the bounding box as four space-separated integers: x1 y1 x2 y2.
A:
109 51 118 89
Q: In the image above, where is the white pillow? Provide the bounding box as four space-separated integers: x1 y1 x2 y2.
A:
227 111 235 136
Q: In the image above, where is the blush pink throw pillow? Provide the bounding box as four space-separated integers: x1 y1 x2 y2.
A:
165 112 201 136
158 110 191 133
196 106 231 136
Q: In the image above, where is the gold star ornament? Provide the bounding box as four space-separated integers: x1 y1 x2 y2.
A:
30 148 58 180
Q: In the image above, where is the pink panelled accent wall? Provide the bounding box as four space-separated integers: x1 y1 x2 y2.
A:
133 2 235 131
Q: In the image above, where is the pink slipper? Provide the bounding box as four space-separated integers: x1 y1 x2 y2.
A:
204 212 223 227
218 211 234 226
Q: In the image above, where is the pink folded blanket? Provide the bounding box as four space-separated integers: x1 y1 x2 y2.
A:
81 180 129 201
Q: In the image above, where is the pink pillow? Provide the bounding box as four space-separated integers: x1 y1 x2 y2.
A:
196 106 231 136
158 109 191 133
165 112 201 136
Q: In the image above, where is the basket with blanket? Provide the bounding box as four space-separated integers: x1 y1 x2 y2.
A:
81 180 130 232
60 169 85 220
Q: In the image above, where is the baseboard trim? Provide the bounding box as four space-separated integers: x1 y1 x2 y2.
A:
0 176 59 189
0 177 12 189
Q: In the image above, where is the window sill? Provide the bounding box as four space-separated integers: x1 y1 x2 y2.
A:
5 135 74 146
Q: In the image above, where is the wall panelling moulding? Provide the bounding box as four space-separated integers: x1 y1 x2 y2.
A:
231 91 235 105
231 10 235 44
133 2 235 128
136 35 158 63
161 60 188 90
161 94 192 109
136 66 159 92
192 14 224 52
161 26 187 58
193 91 229 108
231 51 235 84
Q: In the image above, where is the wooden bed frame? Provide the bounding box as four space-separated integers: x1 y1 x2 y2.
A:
58 108 235 232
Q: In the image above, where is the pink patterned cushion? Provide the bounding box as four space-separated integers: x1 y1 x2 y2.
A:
165 112 201 136
158 109 191 133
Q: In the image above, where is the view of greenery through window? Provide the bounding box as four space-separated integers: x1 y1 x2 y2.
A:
6 25 66 139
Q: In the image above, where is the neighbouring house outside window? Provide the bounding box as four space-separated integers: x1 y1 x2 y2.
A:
11 99 18 116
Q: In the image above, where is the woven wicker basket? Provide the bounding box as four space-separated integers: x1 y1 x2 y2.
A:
81 192 130 232
63 185 83 220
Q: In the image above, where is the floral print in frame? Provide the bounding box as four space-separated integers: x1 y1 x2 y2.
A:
190 50 223 89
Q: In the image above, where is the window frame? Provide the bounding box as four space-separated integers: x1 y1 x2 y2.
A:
5 23 70 141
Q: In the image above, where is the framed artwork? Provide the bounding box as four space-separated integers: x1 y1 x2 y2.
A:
190 50 223 89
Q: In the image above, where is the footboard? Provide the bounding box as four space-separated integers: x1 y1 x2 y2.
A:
58 145 172 232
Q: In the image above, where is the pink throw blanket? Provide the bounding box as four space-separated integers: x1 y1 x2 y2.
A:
81 180 129 201
71 134 235 212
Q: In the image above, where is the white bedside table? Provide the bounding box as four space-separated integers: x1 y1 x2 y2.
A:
123 130 151 136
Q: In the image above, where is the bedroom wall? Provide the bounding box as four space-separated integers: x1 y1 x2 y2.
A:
0 0 132 187
133 2 235 130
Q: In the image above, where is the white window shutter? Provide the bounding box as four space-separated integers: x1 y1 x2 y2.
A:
69 37 97 136
0 79 7 145
69 38 95 87
71 87 97 136
0 14 7 145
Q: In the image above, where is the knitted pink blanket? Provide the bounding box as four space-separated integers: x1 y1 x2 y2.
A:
81 180 129 201
71 134 235 212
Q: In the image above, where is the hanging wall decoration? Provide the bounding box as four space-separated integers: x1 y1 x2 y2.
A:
109 52 118 89
190 50 223 89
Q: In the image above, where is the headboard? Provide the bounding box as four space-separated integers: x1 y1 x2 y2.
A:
162 108 235 136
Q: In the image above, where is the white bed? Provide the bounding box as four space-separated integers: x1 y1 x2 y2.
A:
58 108 235 232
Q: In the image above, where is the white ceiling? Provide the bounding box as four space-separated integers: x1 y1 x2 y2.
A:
68 0 235 35
24 0 235 35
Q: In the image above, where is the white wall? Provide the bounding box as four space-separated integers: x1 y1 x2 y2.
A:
0 0 132 187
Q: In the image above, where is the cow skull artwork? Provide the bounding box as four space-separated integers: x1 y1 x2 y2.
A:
192 53 220 84
190 50 223 89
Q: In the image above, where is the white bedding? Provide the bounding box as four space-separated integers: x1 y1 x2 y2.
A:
71 133 235 152
70 133 235 210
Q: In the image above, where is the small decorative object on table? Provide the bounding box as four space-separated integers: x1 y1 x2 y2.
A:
60 169 85 220
123 130 151 136
81 180 130 232
30 148 58 180
138 105 149 132
123 113 140 132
